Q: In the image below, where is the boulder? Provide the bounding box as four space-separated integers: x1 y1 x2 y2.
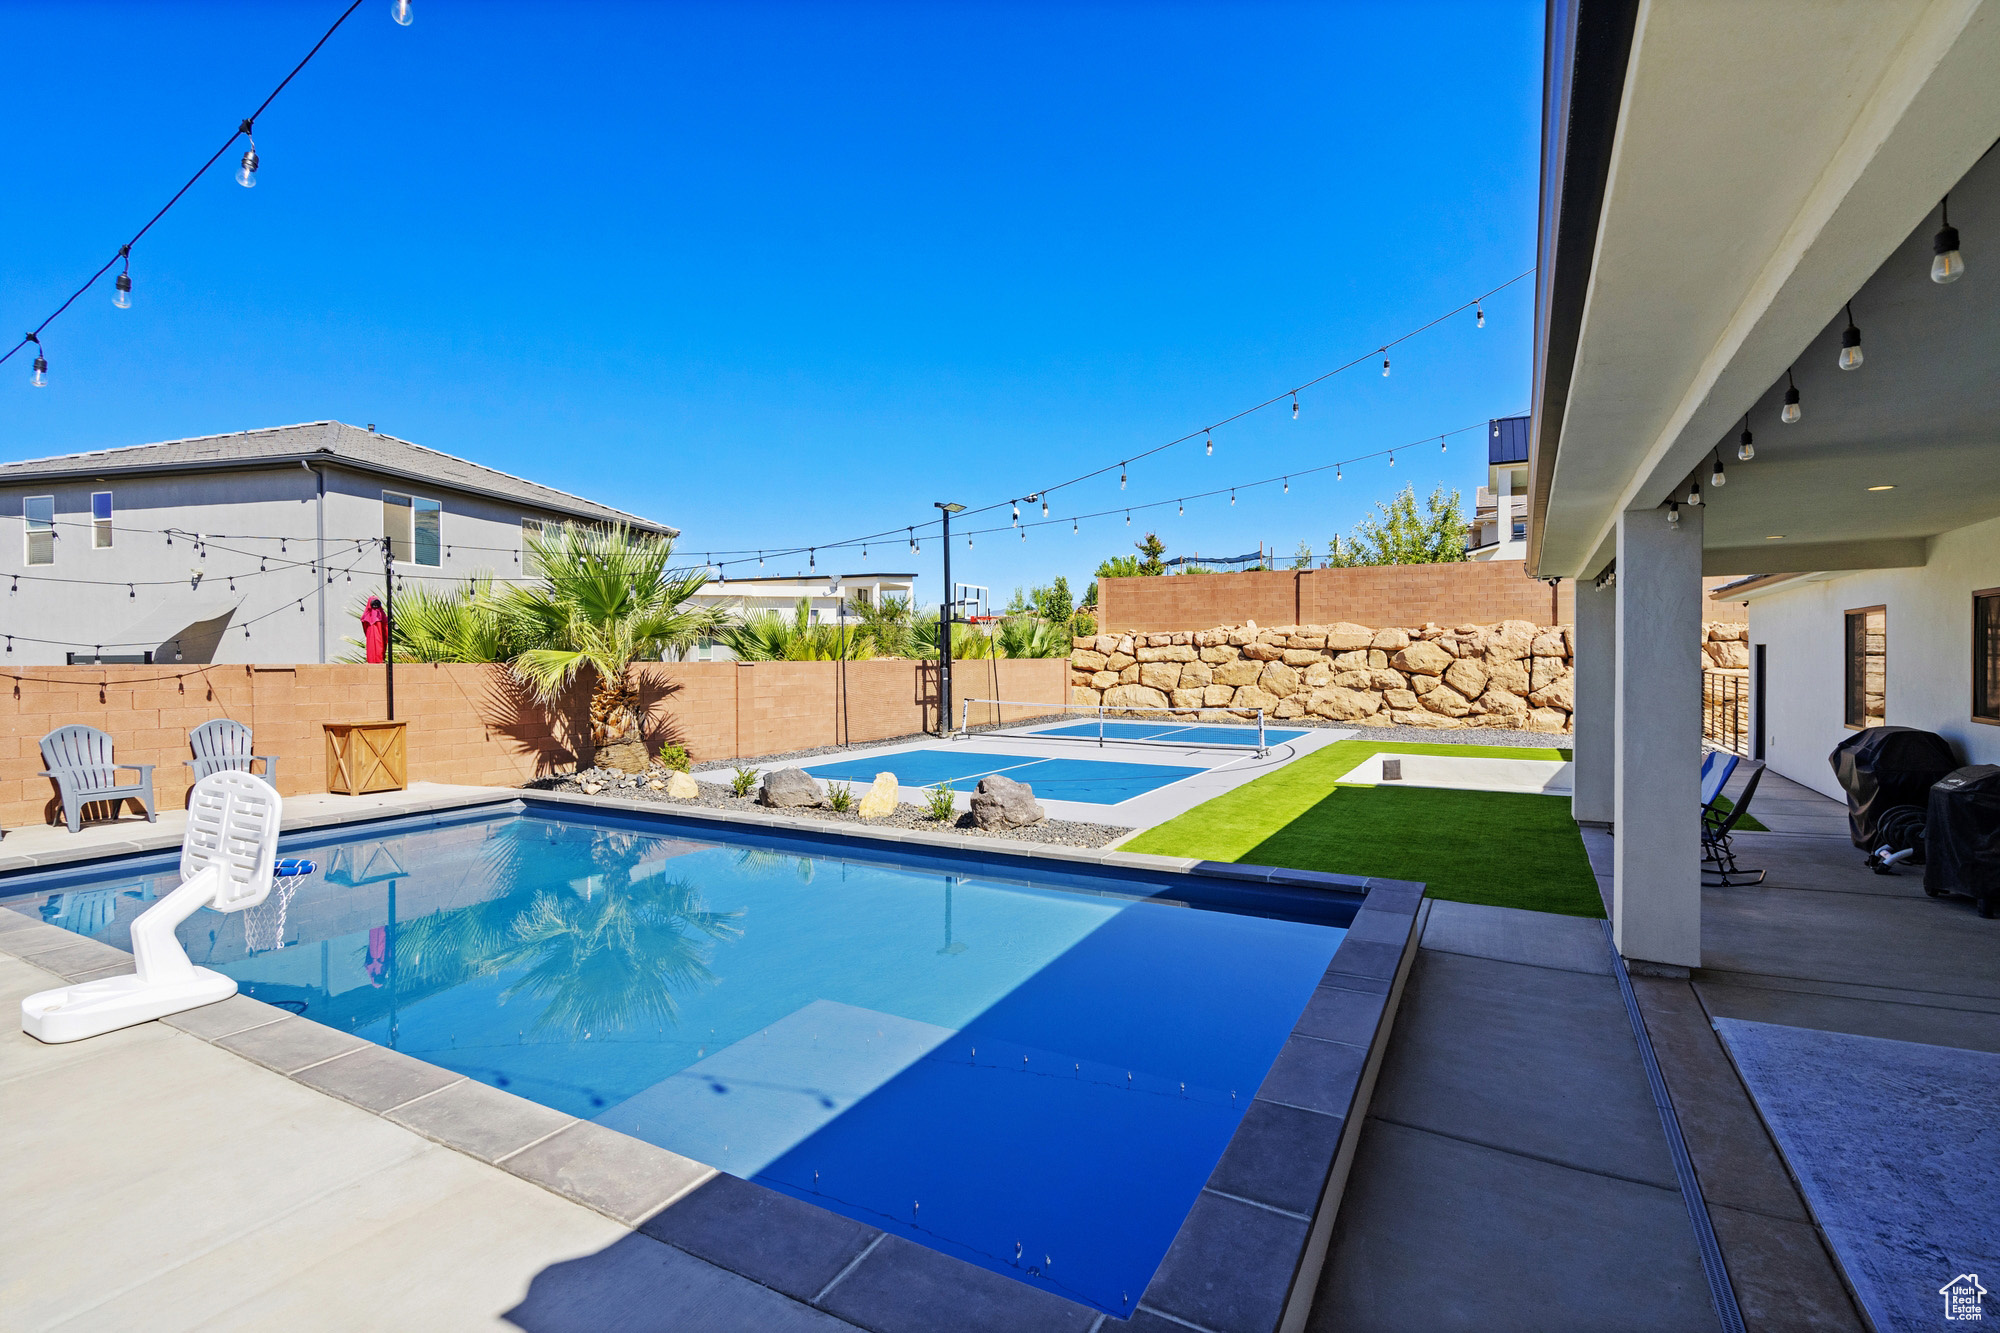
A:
1306 686 1380 720
1179 659 1214 687
1117 664 1141 685
1115 634 1136 655
758 768 822 808
1213 659 1264 687
1527 707 1571 734
1146 633 1174 647
1302 662 1335 688
1705 640 1750 669
970 774 1045 830
1281 648 1325 668
1392 641 1454 676
1287 634 1327 650
1368 649 1391 669
1528 675 1576 712
1332 670 1375 690
1485 658 1531 695
1392 709 1463 729
1072 685 1105 707
1198 708 1237 723
1170 688 1205 712
1484 619 1538 661
1531 655 1570 691
1530 627 1567 658
1136 644 1196 663
1242 642 1287 662
1477 689 1530 727
1071 648 1108 672
1070 669 1096 688
1170 632 1192 646
1410 673 1438 695
1232 685 1283 714
1200 645 1241 664
1353 711 1396 728
1203 684 1237 707
1371 669 1410 692
1443 658 1489 699
1422 683 1474 718
1371 627 1411 652
1258 661 1302 698
1138 662 1182 691
665 770 701 799
1273 697 1306 719
857 772 899 819
1090 670 1120 690
1103 683 1170 714
1227 627 1258 647
1331 649 1371 670
1325 622 1375 652
1383 688 1419 710
1106 651 1137 671
1708 622 1749 642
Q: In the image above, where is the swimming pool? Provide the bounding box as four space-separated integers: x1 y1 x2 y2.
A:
803 748 1207 805
7 805 1354 1315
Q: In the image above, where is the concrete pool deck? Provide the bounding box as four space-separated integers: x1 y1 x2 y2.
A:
0 785 1426 1332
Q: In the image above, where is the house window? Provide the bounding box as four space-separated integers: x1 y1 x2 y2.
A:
521 517 547 576
24 494 54 566
91 491 113 548
1975 589 2000 725
383 491 442 567
1844 606 1887 729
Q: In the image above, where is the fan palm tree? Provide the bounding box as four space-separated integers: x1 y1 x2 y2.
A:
501 524 732 771
995 615 1073 659
719 599 873 661
337 575 516 664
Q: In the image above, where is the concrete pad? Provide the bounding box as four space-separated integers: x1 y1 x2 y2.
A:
388 1076 578 1164
638 1172 880 1305
1706 1203 1867 1333
1420 899 1612 975
1141 1189 1310 1333
1341 752 1574 796
1698 979 2000 1056
292 1042 467 1114
215 1012 370 1075
1367 950 1679 1189
1311 1119 1716 1332
1714 1019 2000 1333
501 1120 715 1227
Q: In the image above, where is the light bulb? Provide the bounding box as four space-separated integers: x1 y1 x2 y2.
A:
236 144 259 188
1336 467 1342 481
31 356 48 387
1688 479 1703 506
1125 511 1130 526
1739 428 1755 462
1205 433 1213 456
1475 305 1485 328
1781 376 1800 425
1381 357 1390 377
1072 519 1078 533
968 534 973 548
1011 503 1019 524
1291 396 1298 419
1230 491 1236 506
1178 501 1183 515
1120 467 1127 489
1711 456 1725 487
1040 499 1048 518
1668 501 1680 526
390 0 414 24
1020 528 1025 541
1440 436 1447 453
1839 306 1862 370
113 273 132 309
1932 198 1963 283
809 550 816 569
1388 452 1395 467
1283 477 1289 493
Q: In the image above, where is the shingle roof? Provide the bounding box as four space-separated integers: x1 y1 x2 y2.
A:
0 421 675 534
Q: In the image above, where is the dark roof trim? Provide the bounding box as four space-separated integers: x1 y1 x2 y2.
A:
1527 0 1640 575
0 446 678 537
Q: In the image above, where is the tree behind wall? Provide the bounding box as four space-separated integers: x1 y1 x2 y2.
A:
1326 484 1467 567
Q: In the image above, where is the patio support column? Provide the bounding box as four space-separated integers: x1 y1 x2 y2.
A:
1613 501 1704 969
1571 572 1615 825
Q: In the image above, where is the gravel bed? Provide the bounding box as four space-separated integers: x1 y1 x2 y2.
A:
525 767 1134 848
1351 724 1576 749
685 717 1073 775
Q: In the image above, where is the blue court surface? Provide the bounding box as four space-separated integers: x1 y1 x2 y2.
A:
803 748 1206 805
1030 721 1310 746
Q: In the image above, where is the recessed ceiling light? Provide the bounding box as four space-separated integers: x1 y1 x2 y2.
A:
1766 535 1785 540
1867 484 1895 491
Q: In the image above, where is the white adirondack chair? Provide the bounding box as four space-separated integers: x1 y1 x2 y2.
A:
22 771 283 1044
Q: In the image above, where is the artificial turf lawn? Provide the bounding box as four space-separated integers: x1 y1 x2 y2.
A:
1123 739 1608 918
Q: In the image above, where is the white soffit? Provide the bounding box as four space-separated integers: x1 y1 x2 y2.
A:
1542 0 2000 576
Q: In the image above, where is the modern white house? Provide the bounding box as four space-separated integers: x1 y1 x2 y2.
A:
0 422 673 665
679 571 921 661
1465 415 1531 560
1531 1 2000 969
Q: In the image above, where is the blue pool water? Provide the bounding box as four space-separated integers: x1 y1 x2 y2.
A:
803 748 1205 804
7 806 1351 1313
1030 721 1311 746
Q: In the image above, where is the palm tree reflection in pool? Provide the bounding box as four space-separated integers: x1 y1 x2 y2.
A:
397 830 741 1039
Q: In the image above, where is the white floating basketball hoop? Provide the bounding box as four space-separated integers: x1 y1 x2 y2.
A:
23 771 287 1044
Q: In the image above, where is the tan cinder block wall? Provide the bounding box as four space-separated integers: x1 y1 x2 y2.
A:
1 657 1067 829
1098 563 1748 633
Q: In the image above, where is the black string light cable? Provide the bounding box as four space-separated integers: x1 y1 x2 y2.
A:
685 269 1532 571
2 0 399 379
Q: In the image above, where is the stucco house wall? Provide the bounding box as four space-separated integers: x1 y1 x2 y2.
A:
1746 513 2000 802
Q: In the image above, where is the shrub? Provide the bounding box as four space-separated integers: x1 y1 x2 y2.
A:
923 783 957 823
729 766 759 797
656 744 692 773
826 781 855 813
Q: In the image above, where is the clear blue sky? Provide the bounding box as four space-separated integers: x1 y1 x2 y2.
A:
2 1 1541 605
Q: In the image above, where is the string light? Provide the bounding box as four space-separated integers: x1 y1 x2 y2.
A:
1072 518 1078 533
1291 394 1298 419
1839 302 1863 371
1125 511 1131 526
390 0 414 24
1205 431 1213 456
1011 502 1019 524
1230 490 1236 506
1120 465 1127 489
1687 475 1703 506
28 334 47 387
113 248 132 309
808 548 815 569
1932 195 1964 284
235 121 260 188
1388 451 1395 467
1739 415 1756 462
1381 354 1390 377
1668 501 1681 526
1475 304 1485 328
1780 370 1800 426
1439 436 1447 453
1040 497 1048 518
1282 477 1289 493
1711 450 1725 488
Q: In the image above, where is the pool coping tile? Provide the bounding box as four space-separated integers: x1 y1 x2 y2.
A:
1 784 1430 1333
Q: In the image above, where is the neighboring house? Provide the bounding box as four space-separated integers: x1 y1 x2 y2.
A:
1527 4 2000 970
0 422 673 666
679 571 921 661
1465 416 1530 561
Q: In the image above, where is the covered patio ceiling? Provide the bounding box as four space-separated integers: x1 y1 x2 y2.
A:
1531 0 2000 580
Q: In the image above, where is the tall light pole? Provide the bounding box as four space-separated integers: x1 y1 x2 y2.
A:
935 501 965 735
